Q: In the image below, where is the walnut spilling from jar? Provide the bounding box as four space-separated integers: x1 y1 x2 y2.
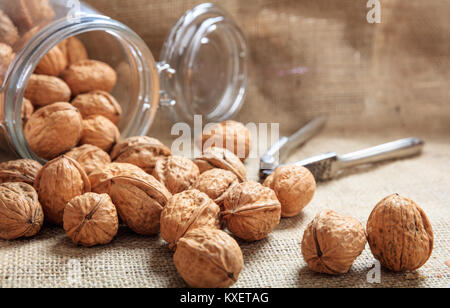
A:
66 144 111 175
194 147 246 182
0 159 42 185
80 115 120 153
72 90 122 125
152 156 200 194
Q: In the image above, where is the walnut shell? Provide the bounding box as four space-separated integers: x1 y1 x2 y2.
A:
61 60 117 95
0 182 44 240
194 147 246 182
24 102 83 160
63 192 118 247
265 165 316 217
191 168 239 209
80 115 120 152
4 0 55 33
24 74 71 107
0 159 42 185
35 45 68 76
65 144 111 175
34 156 91 225
223 181 281 241
153 156 200 194
0 10 19 46
201 120 251 160
0 42 15 83
301 210 367 275
111 136 172 174
21 98 34 123
366 194 434 272
72 91 122 124
91 164 172 235
174 227 243 288
57 37 88 65
160 189 220 249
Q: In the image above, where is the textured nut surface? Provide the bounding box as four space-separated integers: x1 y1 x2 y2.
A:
24 102 83 160
80 115 120 152
160 190 220 249
0 182 44 240
72 90 122 124
63 192 118 247
0 159 42 185
35 45 68 76
91 164 171 235
201 120 251 160
153 156 200 194
0 10 19 46
265 165 316 217
194 147 246 182
61 60 117 95
223 181 281 241
174 227 243 288
301 210 367 275
66 144 111 175
24 74 71 107
4 0 55 33
111 136 172 174
191 168 239 209
21 98 34 123
58 37 88 65
34 156 91 225
0 43 14 83
366 194 434 272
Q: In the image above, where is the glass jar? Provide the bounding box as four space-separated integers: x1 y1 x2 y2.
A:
0 0 248 162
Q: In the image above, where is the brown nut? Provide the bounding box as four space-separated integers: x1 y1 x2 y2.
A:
24 102 83 160
35 45 68 76
0 43 15 83
34 156 91 225
174 227 243 288
194 147 246 182
0 10 19 46
111 136 172 174
4 0 55 33
160 189 220 249
191 168 239 209
366 194 434 272
65 144 111 175
152 156 200 194
57 37 88 65
223 181 281 242
91 163 171 235
80 115 120 152
72 91 122 125
301 210 367 275
0 182 44 240
21 98 34 123
61 59 117 95
0 159 42 185
201 120 251 160
24 74 71 107
264 165 316 217
63 192 118 247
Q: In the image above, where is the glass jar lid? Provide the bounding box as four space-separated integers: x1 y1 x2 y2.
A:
159 3 248 125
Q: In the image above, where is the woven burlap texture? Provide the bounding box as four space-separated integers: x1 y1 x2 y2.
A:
1 0 449 287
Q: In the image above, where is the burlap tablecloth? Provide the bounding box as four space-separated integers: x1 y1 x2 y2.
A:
0 0 448 288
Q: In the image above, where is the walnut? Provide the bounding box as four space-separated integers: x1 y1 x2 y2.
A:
191 168 239 209
0 182 44 240
0 159 42 185
4 0 55 33
366 194 434 272
35 45 68 76
111 136 172 174
63 193 118 247
24 102 83 160
0 10 19 46
72 90 122 125
24 74 71 107
65 144 111 175
194 147 246 182
201 120 251 160
21 98 34 123
57 37 88 65
301 210 367 275
80 115 120 152
61 60 117 95
174 227 243 288
264 165 316 217
90 163 172 235
0 43 15 83
160 190 220 249
153 156 200 194
222 181 281 241
34 156 91 225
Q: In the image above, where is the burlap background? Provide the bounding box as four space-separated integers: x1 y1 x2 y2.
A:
0 0 449 288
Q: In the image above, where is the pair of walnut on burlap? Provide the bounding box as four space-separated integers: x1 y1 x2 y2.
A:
0 0 448 287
